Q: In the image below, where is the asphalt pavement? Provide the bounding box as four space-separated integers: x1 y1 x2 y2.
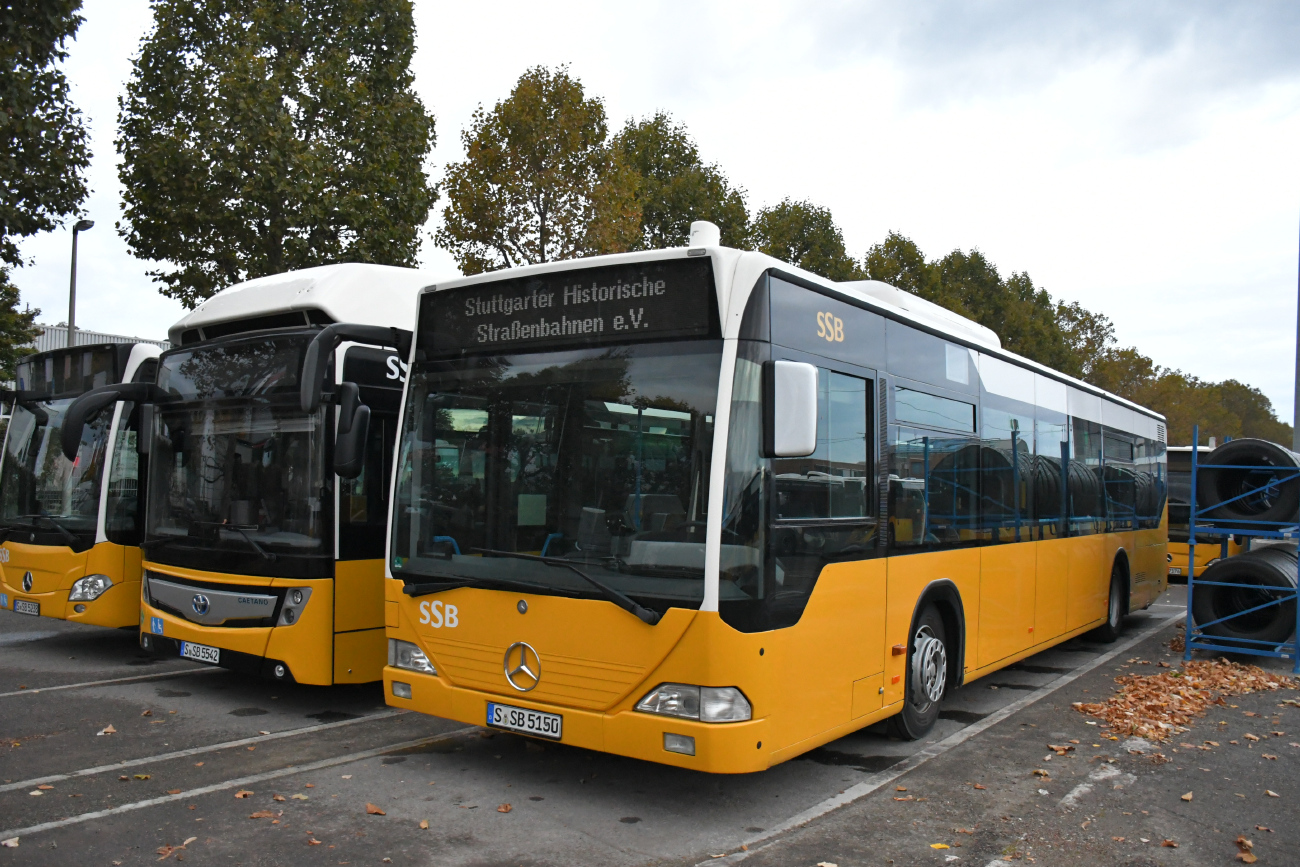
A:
0 587 1292 867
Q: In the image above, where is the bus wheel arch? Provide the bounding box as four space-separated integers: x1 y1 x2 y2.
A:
888 580 965 740
1093 551 1130 643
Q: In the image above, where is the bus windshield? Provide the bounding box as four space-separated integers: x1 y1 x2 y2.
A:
0 398 111 548
391 341 721 614
145 335 329 574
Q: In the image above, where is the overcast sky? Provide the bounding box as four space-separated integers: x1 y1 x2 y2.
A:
13 1 1300 420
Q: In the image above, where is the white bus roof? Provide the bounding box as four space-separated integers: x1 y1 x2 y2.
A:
168 263 437 345
418 244 1164 427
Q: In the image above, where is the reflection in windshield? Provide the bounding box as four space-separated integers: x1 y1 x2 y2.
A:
148 400 326 557
391 342 721 613
0 399 110 542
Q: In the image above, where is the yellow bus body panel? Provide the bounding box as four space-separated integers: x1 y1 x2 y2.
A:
387 533 1160 772
1168 539 1239 579
0 540 141 628
334 559 385 633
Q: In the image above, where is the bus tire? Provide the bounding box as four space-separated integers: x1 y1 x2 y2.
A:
1092 562 1126 643
888 604 947 740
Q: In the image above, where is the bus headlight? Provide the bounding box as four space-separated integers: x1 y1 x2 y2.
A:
69 574 113 601
635 684 751 722
388 639 436 675
277 587 312 626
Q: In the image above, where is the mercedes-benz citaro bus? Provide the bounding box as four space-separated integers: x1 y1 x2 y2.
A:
0 341 161 626
382 222 1168 773
62 264 429 684
1166 445 1240 581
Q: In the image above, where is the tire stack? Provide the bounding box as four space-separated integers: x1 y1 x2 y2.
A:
1191 439 1300 645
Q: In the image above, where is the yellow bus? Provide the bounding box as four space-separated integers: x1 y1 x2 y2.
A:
1166 445 1240 581
0 342 161 627
382 223 1168 772
65 265 428 684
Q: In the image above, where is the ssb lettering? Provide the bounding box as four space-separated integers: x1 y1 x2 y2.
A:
418 600 459 628
816 311 845 343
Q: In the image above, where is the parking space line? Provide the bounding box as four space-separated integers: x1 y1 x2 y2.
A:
0 666 219 699
0 725 481 841
704 612 1185 866
0 709 406 794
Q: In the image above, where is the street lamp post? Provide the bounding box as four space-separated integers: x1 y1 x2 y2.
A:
68 218 94 348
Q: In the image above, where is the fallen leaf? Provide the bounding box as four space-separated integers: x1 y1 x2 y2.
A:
892 795 914 801
341 774 352 780
497 803 512 813
1256 826 1272 832
1245 733 1260 741
167 789 181 795
1162 840 1178 848
234 790 253 799
0 838 15 848
1235 834 1257 863
930 843 950 849
1206 741 1220 746
247 746 255 751
1263 753 1278 760
1181 791 1193 801
1266 790 1279 797
194 762 203 767
36 784 52 791
27 790 41 797
973 784 986 790
134 774 150 780
258 730 270 735
142 710 152 716
895 786 907 792
419 820 429 830
366 803 386 816
290 793 308 800
97 724 116 736
307 838 322 846
816 863 838 867
1112 836 1125 842
955 828 973 834
118 776 129 782
304 783 314 788
249 810 276 819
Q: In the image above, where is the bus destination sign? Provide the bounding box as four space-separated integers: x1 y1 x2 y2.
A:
421 258 716 356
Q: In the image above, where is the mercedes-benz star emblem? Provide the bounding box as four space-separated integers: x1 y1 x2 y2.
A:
503 641 541 692
191 594 210 616
21 571 32 592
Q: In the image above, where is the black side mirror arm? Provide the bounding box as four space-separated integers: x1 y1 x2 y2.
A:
300 323 412 414
60 383 169 461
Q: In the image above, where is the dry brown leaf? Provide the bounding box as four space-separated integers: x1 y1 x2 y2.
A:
36 785 52 790
1245 733 1260 741
1162 839 1178 847
1263 753 1279 760
895 786 907 791
304 783 314 788
307 838 322 846
1235 834 1257 863
0 838 15 849
1181 791 1193 801
1256 826 1272 832
249 810 276 819
234 790 253 799
272 794 285 802
366 803 386 815
1112 836 1125 842
497 803 512 813
194 762 203 767
418 820 429 830
142 710 152 716
1266 790 1279 797
97 724 116 736
290 793 308 800
973 783 986 790
167 789 181 795
892 795 914 801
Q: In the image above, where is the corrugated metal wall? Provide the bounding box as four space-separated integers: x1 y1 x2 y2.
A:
33 324 170 352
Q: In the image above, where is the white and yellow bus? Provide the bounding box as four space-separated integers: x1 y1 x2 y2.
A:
65 265 428 684
382 223 1168 772
0 342 161 626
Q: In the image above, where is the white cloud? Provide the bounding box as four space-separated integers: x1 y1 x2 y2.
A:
12 0 1300 423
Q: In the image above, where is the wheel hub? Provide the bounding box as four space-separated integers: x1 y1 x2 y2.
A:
911 626 947 706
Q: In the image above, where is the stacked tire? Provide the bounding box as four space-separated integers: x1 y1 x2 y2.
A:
1191 544 1297 645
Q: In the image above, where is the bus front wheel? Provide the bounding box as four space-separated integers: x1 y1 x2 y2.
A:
889 604 947 740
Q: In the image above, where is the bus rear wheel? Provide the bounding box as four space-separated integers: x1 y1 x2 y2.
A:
888 604 947 740
1092 562 1126 643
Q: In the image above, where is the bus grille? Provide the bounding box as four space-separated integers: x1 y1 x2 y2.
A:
424 635 647 711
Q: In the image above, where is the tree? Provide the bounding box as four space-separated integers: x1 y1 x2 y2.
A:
611 112 748 249
436 66 639 275
0 1 91 271
751 199 860 281
862 231 940 298
117 0 436 308
0 275 39 378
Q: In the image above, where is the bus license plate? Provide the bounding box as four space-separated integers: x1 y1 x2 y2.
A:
13 599 39 616
180 641 220 665
487 702 562 740
1169 568 1182 576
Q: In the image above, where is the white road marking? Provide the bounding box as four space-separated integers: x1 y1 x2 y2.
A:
703 611 1185 866
0 709 406 794
0 631 60 647
0 666 218 699
0 725 480 841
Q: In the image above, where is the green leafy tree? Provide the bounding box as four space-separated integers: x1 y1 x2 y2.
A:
0 276 39 378
0 1 91 271
751 199 860 281
611 111 748 249
862 231 940 298
437 66 639 275
117 0 436 308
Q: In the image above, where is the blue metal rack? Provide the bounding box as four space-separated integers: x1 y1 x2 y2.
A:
1184 425 1300 673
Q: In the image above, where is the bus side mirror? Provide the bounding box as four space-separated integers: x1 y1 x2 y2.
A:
763 360 818 458
137 404 153 456
333 382 370 480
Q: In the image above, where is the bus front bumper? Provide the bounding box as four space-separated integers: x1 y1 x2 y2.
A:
383 666 771 774
140 600 299 682
0 541 139 628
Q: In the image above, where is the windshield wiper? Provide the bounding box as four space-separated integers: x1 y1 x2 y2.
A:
402 574 581 598
142 534 193 552
19 515 79 547
224 525 277 562
472 548 661 625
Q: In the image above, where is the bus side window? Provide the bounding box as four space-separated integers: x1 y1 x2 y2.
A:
339 414 394 560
